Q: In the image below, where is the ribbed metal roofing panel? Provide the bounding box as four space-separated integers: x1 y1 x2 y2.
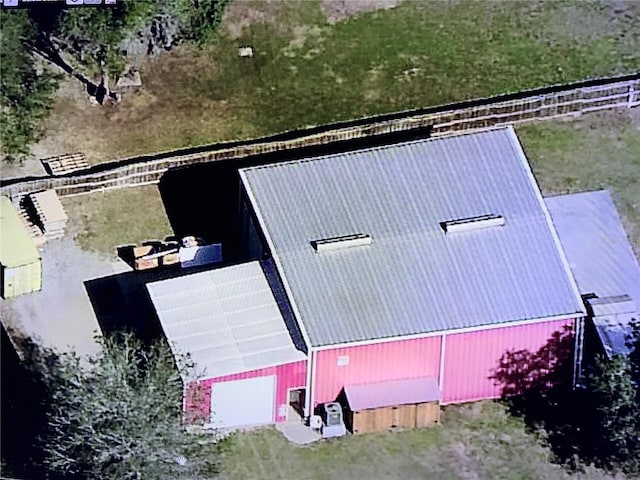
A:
546 190 640 356
546 190 640 308
241 127 585 347
147 262 306 382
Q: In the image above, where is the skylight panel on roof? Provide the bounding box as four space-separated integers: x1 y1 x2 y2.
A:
311 233 372 252
441 214 505 234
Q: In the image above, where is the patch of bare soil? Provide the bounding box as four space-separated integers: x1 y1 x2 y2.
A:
18 76 113 176
533 0 640 55
1 77 100 180
606 0 640 23
0 156 44 179
322 0 403 24
222 0 289 39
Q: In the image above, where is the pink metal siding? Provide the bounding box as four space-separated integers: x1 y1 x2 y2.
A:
442 319 574 404
313 336 442 407
185 360 307 424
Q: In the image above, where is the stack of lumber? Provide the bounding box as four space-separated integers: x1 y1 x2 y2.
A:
17 200 46 248
41 153 89 176
29 190 68 240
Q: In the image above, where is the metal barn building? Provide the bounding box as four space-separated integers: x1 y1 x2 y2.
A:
147 262 306 428
149 127 589 431
0 196 42 299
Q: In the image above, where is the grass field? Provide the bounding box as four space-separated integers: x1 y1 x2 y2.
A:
23 0 639 167
214 401 623 480
61 185 173 256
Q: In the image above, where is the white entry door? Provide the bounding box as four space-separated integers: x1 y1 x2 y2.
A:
210 376 276 428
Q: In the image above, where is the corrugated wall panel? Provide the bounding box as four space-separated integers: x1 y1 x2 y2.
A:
314 336 442 407
442 319 573 403
186 359 306 424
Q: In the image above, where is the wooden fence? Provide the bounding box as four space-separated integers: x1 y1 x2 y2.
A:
1 74 638 200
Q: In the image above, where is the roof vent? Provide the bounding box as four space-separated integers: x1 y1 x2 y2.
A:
441 214 505 234
311 233 372 252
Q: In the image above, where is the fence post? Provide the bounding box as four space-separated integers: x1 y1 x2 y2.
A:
629 83 636 108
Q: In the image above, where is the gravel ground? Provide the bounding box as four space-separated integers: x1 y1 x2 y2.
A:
1 234 127 359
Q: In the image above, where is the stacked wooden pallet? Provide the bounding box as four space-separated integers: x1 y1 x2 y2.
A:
17 201 46 248
41 153 89 176
29 190 68 240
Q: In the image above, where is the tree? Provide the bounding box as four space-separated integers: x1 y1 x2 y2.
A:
582 354 640 472
1 1 231 162
581 319 640 474
167 0 233 45
0 10 60 163
38 332 220 479
30 3 155 74
25 2 156 105
26 1 231 94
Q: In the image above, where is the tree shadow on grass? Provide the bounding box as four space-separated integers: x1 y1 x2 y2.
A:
490 325 587 467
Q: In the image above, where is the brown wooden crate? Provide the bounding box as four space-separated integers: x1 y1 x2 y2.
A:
134 257 158 270
133 245 153 258
416 402 440 426
352 411 366 434
353 408 390 434
380 407 395 431
160 252 180 266
371 407 393 432
393 404 417 429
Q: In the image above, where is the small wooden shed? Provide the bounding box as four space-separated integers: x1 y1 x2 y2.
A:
0 197 42 299
341 377 441 434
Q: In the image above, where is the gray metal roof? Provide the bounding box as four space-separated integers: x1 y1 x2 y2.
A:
546 190 640 356
147 262 306 382
240 127 585 347
344 377 441 411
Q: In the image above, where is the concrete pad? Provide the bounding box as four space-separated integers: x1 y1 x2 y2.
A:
1 236 116 358
275 421 322 445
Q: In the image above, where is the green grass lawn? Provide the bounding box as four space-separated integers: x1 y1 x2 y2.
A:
61 185 173 257
33 0 640 164
214 402 620 480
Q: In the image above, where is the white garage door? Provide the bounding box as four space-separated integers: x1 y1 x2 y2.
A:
210 376 276 428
